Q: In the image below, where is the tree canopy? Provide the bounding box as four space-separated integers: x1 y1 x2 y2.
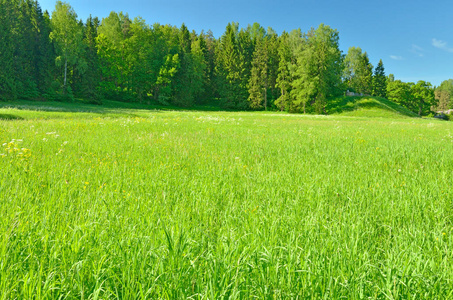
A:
0 0 444 116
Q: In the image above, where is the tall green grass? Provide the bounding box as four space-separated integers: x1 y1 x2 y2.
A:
1 104 452 298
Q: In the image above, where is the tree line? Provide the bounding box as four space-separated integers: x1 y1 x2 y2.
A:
0 0 449 116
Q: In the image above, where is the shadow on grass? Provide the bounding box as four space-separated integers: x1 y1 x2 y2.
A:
0 99 230 116
0 114 24 120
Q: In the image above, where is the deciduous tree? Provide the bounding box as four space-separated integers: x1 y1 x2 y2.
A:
50 1 85 90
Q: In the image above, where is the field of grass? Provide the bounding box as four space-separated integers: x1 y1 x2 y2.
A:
1 100 453 299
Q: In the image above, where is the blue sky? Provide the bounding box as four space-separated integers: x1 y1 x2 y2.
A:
38 0 453 86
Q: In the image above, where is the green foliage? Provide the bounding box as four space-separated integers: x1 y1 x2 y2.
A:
275 32 292 111
291 24 343 113
0 0 446 114
343 47 373 94
0 0 54 100
50 1 86 88
172 24 206 107
248 37 269 109
387 79 435 116
216 23 249 109
434 79 453 111
387 79 411 107
410 80 434 116
96 12 130 99
73 15 101 101
372 59 386 98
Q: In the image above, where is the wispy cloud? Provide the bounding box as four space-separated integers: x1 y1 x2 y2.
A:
432 38 453 52
411 44 424 57
390 55 403 60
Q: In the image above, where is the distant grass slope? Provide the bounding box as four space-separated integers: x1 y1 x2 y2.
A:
326 96 420 118
0 99 227 120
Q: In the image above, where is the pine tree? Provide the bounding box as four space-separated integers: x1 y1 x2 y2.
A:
372 59 386 98
275 32 292 111
359 53 373 95
266 27 280 109
248 37 269 109
0 0 17 99
216 23 247 109
35 7 56 98
199 30 218 103
173 23 202 107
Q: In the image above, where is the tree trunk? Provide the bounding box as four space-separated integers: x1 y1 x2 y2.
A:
64 58 67 88
264 87 267 111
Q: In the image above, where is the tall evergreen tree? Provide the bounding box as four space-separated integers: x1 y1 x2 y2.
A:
275 32 292 111
173 23 195 106
266 27 280 108
216 23 248 109
372 59 386 98
35 7 56 98
198 30 218 103
72 15 100 101
248 36 269 109
0 0 17 99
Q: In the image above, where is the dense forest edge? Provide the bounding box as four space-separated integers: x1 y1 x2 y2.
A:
1 0 452 119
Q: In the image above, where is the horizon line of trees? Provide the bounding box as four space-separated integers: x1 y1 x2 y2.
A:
0 0 449 116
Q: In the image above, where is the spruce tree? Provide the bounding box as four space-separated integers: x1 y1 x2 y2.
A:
372 59 386 98
0 0 16 99
216 23 247 109
275 32 292 111
248 37 269 110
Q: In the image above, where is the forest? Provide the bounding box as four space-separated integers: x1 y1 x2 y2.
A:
1 0 451 116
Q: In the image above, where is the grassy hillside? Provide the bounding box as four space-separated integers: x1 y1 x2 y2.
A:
1 96 420 121
326 95 420 118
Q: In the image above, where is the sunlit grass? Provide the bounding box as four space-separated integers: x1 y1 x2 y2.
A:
1 103 452 298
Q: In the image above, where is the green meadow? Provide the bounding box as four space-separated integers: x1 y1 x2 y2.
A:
1 100 453 299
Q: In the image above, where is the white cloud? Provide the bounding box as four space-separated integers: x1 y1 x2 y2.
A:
390 55 403 60
411 44 424 57
432 38 453 53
